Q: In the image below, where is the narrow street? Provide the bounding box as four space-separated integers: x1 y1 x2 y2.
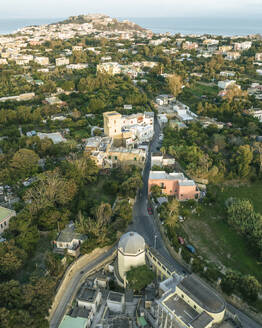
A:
130 117 262 328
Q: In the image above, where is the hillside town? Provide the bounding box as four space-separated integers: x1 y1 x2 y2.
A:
1 13 262 328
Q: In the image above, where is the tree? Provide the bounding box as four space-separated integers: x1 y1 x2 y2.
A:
126 265 154 292
120 175 142 198
166 198 179 228
221 270 241 295
45 252 63 277
240 275 261 301
231 145 253 177
150 184 162 198
10 149 39 179
0 241 27 278
167 74 183 97
24 170 77 215
223 85 248 103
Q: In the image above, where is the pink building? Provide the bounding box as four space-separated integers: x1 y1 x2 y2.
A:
148 171 199 201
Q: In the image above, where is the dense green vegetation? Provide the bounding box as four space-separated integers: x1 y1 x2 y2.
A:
126 265 155 292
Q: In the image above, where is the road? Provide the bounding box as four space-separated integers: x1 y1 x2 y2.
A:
49 247 115 328
50 117 261 328
130 117 262 328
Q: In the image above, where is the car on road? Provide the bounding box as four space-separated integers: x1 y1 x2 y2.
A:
147 207 153 215
186 244 196 254
159 134 164 140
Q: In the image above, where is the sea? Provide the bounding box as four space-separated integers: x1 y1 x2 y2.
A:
0 16 262 36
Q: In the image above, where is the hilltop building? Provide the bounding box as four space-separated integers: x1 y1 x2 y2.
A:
103 111 154 146
115 231 146 286
156 274 225 328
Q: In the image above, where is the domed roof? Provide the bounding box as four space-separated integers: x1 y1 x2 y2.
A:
118 231 145 255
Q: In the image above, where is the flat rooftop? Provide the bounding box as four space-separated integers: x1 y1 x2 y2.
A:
58 315 87 328
191 311 213 328
149 171 184 181
108 291 123 303
178 180 195 186
178 274 225 314
148 247 178 273
164 294 198 325
78 287 97 302
0 206 15 223
71 306 91 319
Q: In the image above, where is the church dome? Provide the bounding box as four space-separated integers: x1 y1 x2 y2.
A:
118 231 145 255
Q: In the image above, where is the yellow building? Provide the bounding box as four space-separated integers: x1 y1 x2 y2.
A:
157 274 225 328
103 111 122 138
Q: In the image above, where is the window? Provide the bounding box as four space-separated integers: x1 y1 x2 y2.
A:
134 157 137 161
194 305 196 309
4 221 6 226
115 156 117 160
114 120 116 124
160 183 165 189
108 156 111 159
114 129 116 133
0 224 2 229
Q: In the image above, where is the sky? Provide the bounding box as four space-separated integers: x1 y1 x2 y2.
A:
0 0 262 19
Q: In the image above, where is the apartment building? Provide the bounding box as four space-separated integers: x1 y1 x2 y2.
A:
218 45 232 53
182 41 198 50
234 41 252 51
56 57 70 66
97 62 122 75
255 53 262 61
34 56 49 65
156 274 225 328
148 171 199 200
103 111 154 144
225 51 241 60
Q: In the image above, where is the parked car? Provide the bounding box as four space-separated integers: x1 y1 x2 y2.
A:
178 236 185 245
147 207 153 215
186 244 196 254
179 216 185 222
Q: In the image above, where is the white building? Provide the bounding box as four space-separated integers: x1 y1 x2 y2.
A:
37 132 66 144
220 71 235 77
255 53 262 61
218 80 236 89
77 286 101 312
107 292 125 313
97 62 122 75
157 114 168 127
0 58 8 65
117 232 146 285
173 104 197 122
151 152 175 168
234 41 252 51
56 57 70 66
34 56 49 66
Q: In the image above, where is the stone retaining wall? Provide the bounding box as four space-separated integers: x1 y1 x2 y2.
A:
48 246 111 321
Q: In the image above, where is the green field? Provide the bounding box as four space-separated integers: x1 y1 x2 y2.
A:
179 82 219 107
181 182 262 282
